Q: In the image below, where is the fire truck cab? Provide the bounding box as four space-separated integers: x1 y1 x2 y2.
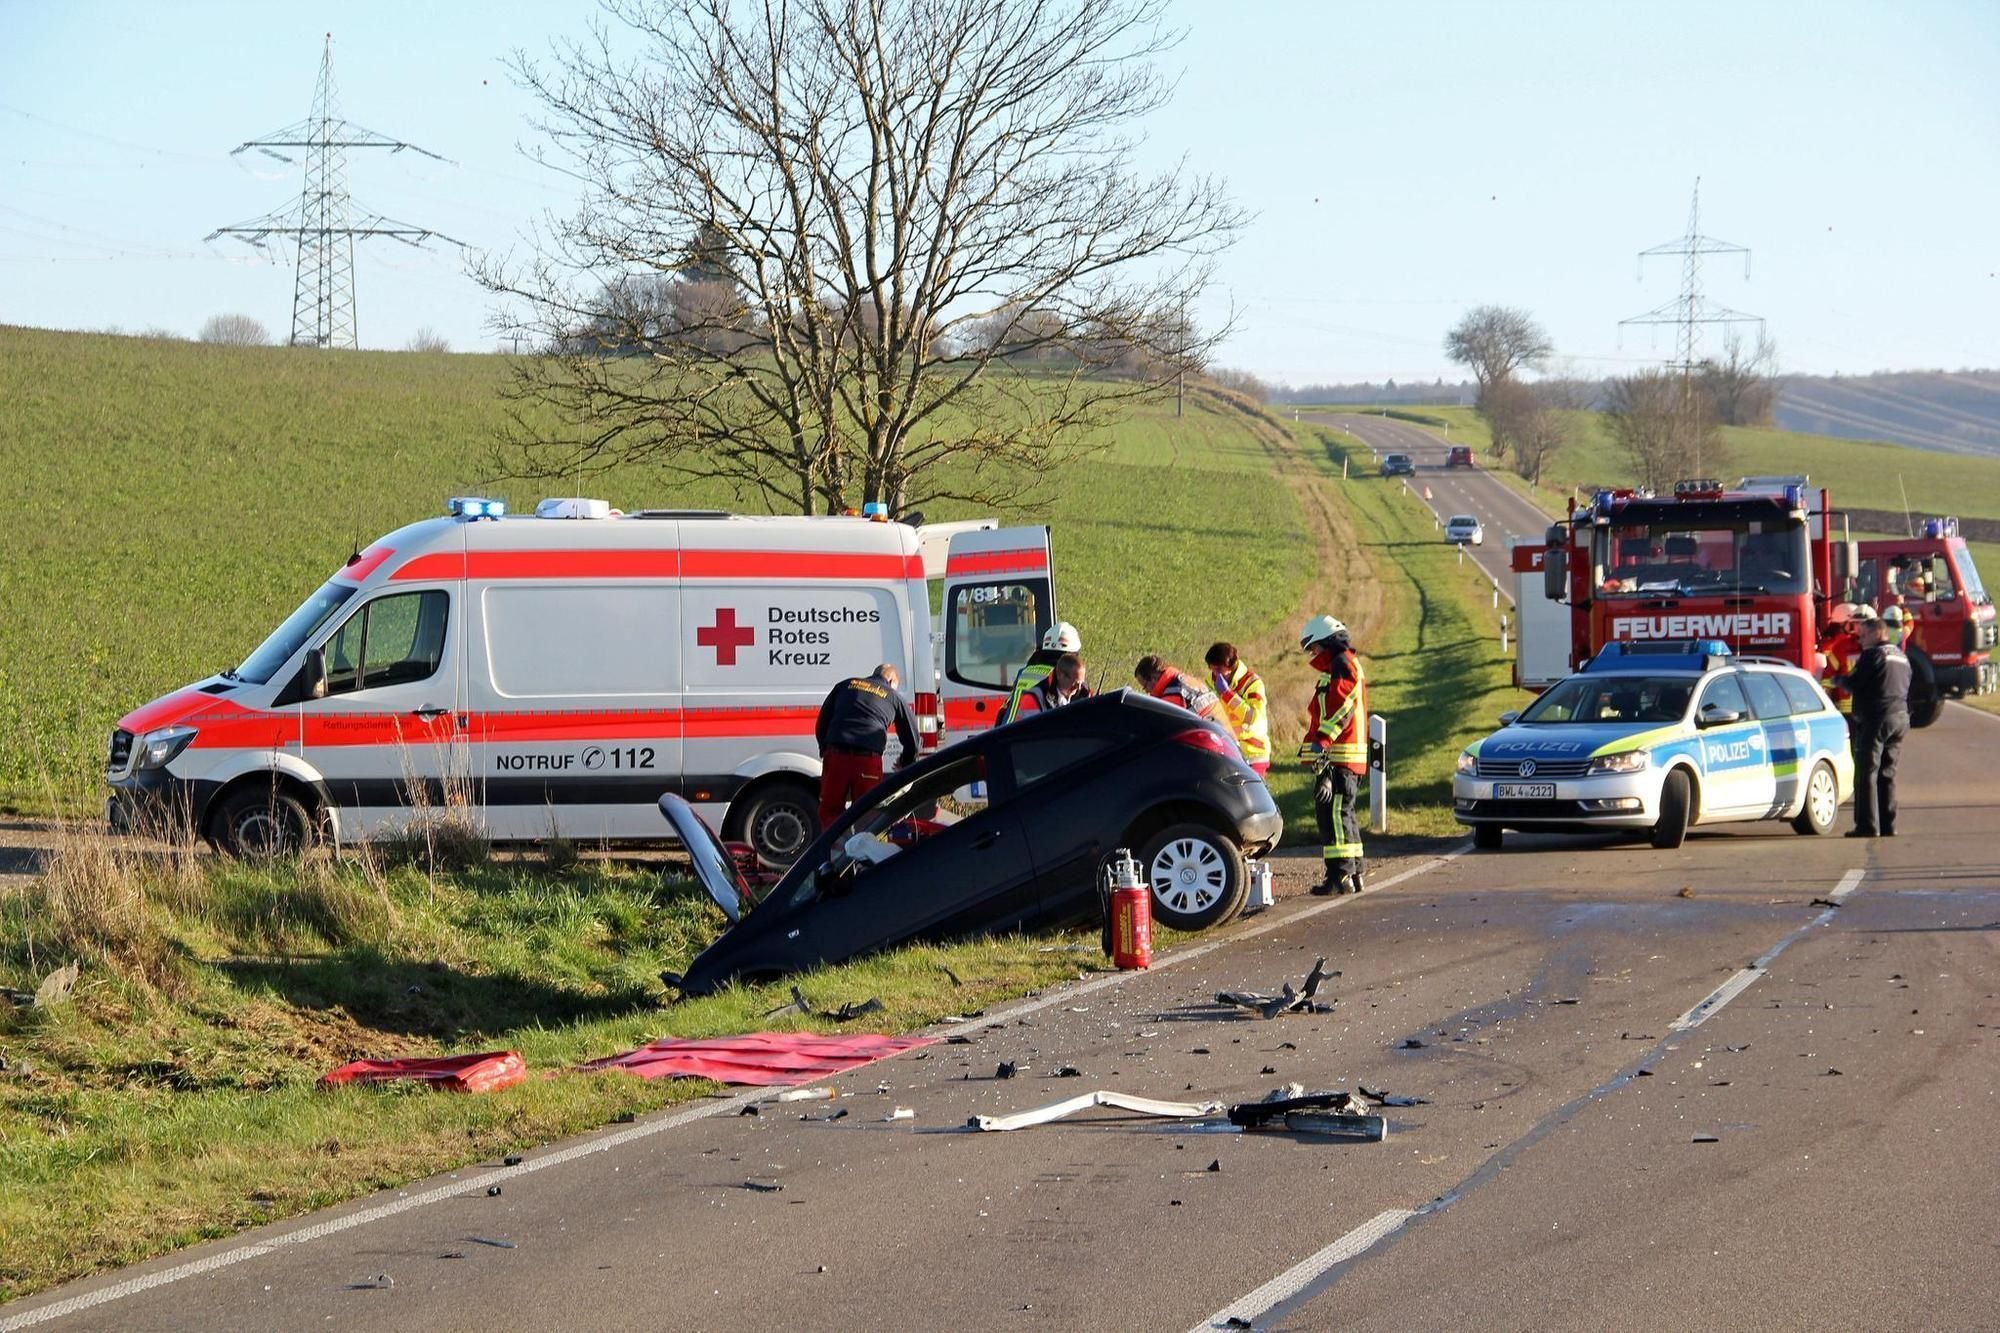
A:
1853 518 1997 700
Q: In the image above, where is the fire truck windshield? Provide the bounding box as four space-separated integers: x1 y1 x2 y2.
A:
1596 519 1808 598
1949 539 1990 605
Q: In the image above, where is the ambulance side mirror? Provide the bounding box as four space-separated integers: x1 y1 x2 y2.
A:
303 648 329 701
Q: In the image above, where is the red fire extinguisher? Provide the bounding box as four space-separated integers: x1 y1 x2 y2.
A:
1104 849 1152 970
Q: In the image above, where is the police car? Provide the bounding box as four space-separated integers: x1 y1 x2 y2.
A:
1453 642 1853 850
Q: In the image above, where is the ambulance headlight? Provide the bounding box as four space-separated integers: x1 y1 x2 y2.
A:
1454 750 1477 775
134 725 197 771
1587 750 1649 775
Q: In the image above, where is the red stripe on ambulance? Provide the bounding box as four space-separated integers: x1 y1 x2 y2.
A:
389 550 925 582
945 548 1049 576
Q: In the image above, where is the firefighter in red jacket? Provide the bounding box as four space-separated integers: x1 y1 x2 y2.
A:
1134 655 1226 724
1299 614 1368 895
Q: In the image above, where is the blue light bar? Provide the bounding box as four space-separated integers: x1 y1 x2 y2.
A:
1784 483 1805 511
861 502 889 520
447 496 508 521
1922 516 1958 539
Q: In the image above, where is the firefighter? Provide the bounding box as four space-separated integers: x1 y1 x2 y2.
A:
1299 614 1367 896
1133 655 1225 722
1835 608 1910 838
1205 641 1271 775
999 622 1082 723
814 663 921 829
1818 603 1860 720
1015 652 1092 716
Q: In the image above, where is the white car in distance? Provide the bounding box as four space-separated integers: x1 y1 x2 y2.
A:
1445 514 1485 545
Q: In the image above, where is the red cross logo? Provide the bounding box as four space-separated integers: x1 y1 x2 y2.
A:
697 607 756 666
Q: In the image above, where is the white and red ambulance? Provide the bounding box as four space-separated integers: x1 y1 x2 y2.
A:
106 497 1057 863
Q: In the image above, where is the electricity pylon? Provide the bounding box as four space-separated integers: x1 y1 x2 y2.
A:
1619 178 1763 475
206 35 460 349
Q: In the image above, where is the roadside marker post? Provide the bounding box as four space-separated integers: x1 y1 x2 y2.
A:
1367 715 1387 834
1501 615 1510 655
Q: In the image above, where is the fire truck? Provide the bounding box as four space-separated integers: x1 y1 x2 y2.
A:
1513 478 1996 722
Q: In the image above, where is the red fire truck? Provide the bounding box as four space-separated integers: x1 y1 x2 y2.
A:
1516 479 1996 722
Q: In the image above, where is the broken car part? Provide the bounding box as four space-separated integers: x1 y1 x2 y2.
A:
1216 956 1337 1019
968 1090 1224 1132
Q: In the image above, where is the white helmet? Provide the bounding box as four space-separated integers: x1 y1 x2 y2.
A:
1299 614 1348 650
1043 621 1082 652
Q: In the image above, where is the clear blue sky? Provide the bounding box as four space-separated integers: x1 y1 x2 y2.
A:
3 0 1994 382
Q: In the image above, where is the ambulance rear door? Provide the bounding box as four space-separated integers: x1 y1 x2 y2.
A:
940 526 1056 736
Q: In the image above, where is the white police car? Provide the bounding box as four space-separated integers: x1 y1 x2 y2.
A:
1454 642 1854 850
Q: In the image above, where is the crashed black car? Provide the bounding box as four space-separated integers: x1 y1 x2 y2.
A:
662 690 1282 996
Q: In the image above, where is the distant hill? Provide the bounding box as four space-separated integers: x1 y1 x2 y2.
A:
1776 371 2000 459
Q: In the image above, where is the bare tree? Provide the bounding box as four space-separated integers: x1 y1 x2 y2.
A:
1604 369 1726 491
1699 330 1779 427
406 327 452 353
480 0 1244 516
1443 306 1553 393
198 313 270 346
1480 378 1570 485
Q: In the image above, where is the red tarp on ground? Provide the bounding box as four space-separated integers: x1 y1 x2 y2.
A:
578 1032 936 1085
318 1050 528 1094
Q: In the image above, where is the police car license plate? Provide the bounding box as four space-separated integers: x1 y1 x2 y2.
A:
1493 782 1556 800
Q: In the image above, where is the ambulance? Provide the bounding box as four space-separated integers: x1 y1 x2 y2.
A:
105 497 1058 864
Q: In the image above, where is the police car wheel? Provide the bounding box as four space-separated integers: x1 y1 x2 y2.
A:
1650 770 1692 850
1792 761 1840 836
215 788 314 860
737 783 818 868
1137 823 1247 931
1472 823 1503 850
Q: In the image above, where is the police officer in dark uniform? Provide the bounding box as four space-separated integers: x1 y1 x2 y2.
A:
1837 607 1911 838
815 663 921 829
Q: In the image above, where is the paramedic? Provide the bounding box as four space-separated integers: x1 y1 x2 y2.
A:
1000 622 1082 723
1299 614 1368 896
1015 652 1092 716
1205 642 1271 775
1133 655 1226 723
816 664 921 829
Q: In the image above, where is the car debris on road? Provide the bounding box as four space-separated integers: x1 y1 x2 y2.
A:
1215 956 1337 1018
968 1090 1225 1132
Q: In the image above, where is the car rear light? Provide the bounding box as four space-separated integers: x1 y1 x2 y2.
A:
1171 726 1237 758
915 692 943 749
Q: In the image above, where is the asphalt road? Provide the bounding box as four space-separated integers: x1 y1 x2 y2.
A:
1306 411 1560 597
9 703 1997 1331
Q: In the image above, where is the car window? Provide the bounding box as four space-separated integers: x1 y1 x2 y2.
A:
1519 674 1692 724
1007 735 1118 790
1741 671 1793 720
321 590 449 695
1697 674 1750 720
1778 674 1829 715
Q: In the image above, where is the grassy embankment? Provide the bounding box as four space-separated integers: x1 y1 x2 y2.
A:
0 327 1508 1300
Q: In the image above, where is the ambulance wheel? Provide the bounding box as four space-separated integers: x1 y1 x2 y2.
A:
1792 761 1840 835
1473 823 1504 850
735 782 819 868
1650 770 1691 850
214 788 316 859
1137 823 1246 931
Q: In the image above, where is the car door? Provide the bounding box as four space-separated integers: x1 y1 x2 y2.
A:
1692 672 1772 818
299 585 463 838
939 526 1055 736
1740 669 1805 818
1000 729 1128 924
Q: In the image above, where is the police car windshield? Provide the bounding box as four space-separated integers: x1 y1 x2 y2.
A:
1519 674 1695 725
234 582 357 684
1596 520 1808 597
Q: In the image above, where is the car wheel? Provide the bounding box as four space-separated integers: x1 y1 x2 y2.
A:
735 782 819 867
1136 823 1247 930
214 787 315 859
1791 761 1840 835
1650 769 1692 850
1473 823 1503 850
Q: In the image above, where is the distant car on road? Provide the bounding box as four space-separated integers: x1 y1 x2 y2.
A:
1445 515 1485 545
664 690 1283 994
1446 445 1475 468
1381 453 1415 476
1452 642 1852 851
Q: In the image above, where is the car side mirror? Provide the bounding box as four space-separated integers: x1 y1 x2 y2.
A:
1697 704 1743 728
303 647 328 700
1498 710 1520 726
1543 537 1567 603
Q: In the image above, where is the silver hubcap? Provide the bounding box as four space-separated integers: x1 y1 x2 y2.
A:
1151 837 1227 914
755 804 811 860
1808 766 1837 828
237 809 291 857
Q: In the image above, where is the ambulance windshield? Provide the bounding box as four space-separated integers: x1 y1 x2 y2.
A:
234 582 357 684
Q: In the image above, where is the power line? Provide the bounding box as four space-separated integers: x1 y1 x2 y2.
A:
204 35 463 349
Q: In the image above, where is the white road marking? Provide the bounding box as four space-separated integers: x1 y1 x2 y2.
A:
1947 700 2000 725
1187 1209 1417 1333
1669 867 1866 1031
0 851 1468 1330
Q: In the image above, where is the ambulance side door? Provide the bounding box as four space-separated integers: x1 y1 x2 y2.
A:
298 582 464 838
939 526 1056 736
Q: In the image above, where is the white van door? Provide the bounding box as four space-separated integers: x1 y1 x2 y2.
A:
299 582 466 840
940 526 1056 736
